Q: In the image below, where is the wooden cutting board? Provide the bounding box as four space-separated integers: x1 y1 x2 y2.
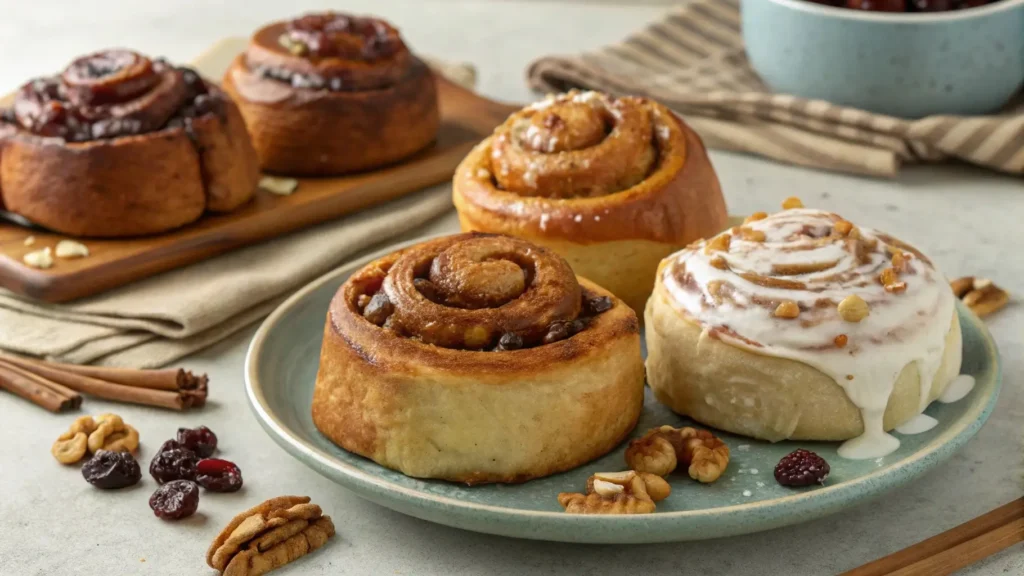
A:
0 38 518 302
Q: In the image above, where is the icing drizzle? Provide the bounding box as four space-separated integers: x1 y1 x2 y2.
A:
662 208 955 459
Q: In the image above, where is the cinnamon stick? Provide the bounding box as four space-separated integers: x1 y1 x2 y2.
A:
0 354 204 392
0 362 80 412
0 358 189 411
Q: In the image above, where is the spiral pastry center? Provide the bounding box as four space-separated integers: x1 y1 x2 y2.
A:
428 241 527 309
282 13 404 61
487 91 659 198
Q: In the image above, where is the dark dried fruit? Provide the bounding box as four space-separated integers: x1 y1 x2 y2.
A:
571 318 589 334
363 291 394 326
542 321 573 345
414 278 439 302
176 425 218 457
150 447 199 484
775 449 830 487
149 480 200 520
81 450 142 489
496 332 523 351
196 458 244 493
586 296 613 315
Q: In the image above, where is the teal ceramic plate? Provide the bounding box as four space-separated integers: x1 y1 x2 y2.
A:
245 238 1002 544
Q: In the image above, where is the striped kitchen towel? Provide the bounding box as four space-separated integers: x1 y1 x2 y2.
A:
527 0 1024 177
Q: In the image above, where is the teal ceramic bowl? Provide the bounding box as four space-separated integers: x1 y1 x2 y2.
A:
244 237 1003 544
741 0 1024 118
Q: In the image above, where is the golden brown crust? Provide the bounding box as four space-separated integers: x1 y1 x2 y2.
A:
223 14 440 176
452 93 728 313
189 100 261 213
311 233 645 483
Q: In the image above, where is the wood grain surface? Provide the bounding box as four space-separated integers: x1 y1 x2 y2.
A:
0 38 518 302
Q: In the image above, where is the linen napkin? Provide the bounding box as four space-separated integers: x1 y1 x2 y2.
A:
527 0 1024 177
0 45 475 368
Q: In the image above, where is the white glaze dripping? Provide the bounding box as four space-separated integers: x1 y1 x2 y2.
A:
663 209 956 460
895 413 939 435
938 375 975 404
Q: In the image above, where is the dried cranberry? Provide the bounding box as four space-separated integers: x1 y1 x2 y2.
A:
81 450 142 489
363 292 393 326
586 296 613 315
150 448 198 484
496 332 523 351
176 426 218 457
196 458 244 493
149 480 200 520
775 449 831 487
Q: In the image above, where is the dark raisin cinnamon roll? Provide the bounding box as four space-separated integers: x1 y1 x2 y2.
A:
0 50 260 237
312 233 644 484
224 13 440 175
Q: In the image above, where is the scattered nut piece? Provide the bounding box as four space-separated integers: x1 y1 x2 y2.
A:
738 227 766 242
834 334 848 348
879 267 899 287
559 470 658 515
55 240 89 259
709 256 728 270
951 276 1009 318
704 233 731 254
87 415 126 454
103 424 140 453
207 496 335 575
884 281 907 294
259 176 299 196
838 294 870 323
23 236 35 247
834 220 854 236
23 247 53 269
638 473 671 502
774 301 800 319
625 425 730 483
68 415 97 436
744 212 768 224
782 196 804 209
52 431 88 464
891 252 907 272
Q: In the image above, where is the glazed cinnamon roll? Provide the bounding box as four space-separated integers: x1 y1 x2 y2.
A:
645 200 962 459
0 50 259 237
452 91 729 314
224 12 440 175
312 233 644 484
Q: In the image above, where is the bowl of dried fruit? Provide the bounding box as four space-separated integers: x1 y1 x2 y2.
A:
740 0 1024 118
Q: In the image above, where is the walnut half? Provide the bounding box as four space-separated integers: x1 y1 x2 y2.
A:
625 425 730 483
558 471 670 515
951 276 1009 318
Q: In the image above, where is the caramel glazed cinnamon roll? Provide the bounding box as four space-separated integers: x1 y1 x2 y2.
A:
645 203 962 460
0 50 259 237
224 12 440 175
453 90 729 314
312 233 645 484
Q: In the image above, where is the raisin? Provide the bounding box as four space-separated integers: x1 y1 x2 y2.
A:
150 448 199 484
149 480 200 520
196 458 244 493
81 450 142 489
775 449 831 487
363 292 393 326
496 332 523 351
542 321 572 344
586 296 613 315
571 318 589 334
176 426 218 457
413 278 439 302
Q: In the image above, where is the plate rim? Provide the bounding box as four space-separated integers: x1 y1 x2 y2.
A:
244 236 1003 538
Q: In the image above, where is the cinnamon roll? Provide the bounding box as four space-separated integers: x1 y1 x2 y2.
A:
645 200 962 459
0 50 259 237
224 12 440 175
312 233 644 484
452 91 729 314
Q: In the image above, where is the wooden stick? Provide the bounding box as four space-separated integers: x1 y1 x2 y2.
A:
842 498 1024 576
0 357 187 411
0 354 197 392
0 362 80 412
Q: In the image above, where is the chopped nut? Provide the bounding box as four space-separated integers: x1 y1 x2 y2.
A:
950 277 974 298
738 227 766 242
23 236 35 247
774 301 800 319
704 233 731 254
560 470 659 515
879 267 900 287
52 431 88 464
834 220 854 236
891 252 907 272
782 196 804 209
23 247 53 269
55 240 89 259
709 256 728 270
259 176 299 196
625 425 730 483
838 294 870 323
639 473 671 502
591 479 624 497
834 334 848 348
973 278 993 291
208 496 335 574
87 416 125 454
884 281 907 294
958 279 1010 318
68 415 97 436
744 212 768 224
102 424 140 453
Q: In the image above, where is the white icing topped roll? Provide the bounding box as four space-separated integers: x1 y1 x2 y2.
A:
661 207 955 459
